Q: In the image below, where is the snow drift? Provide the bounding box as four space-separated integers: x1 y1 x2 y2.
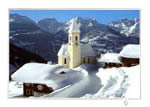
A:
82 65 140 98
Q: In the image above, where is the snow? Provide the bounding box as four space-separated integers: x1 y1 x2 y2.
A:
9 63 140 98
80 44 96 57
92 65 140 98
68 19 80 33
57 43 96 57
57 44 68 56
73 65 89 77
120 44 140 58
95 68 125 98
40 64 101 98
22 30 42 35
128 25 135 34
8 81 23 98
10 18 15 22
121 65 140 98
108 18 139 37
11 63 84 90
124 22 139 36
98 53 121 63
88 22 93 27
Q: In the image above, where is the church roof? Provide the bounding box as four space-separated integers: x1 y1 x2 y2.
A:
57 44 96 57
57 44 68 57
68 19 80 33
80 44 96 57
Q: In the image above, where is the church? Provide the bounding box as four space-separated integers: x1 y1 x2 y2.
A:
57 19 97 68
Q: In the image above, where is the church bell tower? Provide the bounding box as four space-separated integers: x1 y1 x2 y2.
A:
68 19 81 68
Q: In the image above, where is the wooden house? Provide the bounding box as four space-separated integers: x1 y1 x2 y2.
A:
119 44 139 67
11 63 84 97
23 83 53 97
98 53 122 68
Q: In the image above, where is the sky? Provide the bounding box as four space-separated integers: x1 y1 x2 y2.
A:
9 10 139 24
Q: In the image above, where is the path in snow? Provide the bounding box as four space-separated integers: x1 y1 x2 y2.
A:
43 64 102 98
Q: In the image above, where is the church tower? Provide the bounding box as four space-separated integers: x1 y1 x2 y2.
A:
68 19 81 68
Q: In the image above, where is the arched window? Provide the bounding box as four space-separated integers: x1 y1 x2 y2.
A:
70 36 71 41
88 58 90 63
83 58 86 63
64 58 67 64
75 36 78 41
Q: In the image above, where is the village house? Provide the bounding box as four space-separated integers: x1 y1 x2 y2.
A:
11 63 84 97
98 44 140 68
98 53 122 68
57 19 97 68
120 44 140 67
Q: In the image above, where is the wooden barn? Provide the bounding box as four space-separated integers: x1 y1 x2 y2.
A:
11 63 56 97
11 63 84 97
98 53 122 68
23 83 53 97
119 44 140 67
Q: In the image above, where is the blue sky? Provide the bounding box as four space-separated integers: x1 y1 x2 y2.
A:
9 10 139 24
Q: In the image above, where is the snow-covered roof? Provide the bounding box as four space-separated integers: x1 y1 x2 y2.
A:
68 19 80 33
98 53 121 64
57 44 68 57
80 44 96 57
57 44 96 57
120 44 140 58
11 63 84 89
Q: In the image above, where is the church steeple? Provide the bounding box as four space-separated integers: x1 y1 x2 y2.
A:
68 18 81 68
68 19 80 33
68 19 80 45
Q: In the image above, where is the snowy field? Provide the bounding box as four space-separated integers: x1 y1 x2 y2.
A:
82 65 140 98
8 64 140 98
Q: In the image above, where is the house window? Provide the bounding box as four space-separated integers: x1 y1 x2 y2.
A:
26 89 31 95
37 85 43 91
75 36 78 41
64 58 67 64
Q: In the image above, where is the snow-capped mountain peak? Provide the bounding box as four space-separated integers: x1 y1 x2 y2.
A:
108 18 139 37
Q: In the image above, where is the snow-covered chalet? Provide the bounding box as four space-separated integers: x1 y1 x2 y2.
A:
120 44 140 67
58 19 97 68
98 44 140 68
98 53 122 68
11 63 84 97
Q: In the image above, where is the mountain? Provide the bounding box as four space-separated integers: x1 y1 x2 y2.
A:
9 14 139 74
108 18 139 37
9 14 62 61
63 17 139 54
38 18 66 34
9 14 64 74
